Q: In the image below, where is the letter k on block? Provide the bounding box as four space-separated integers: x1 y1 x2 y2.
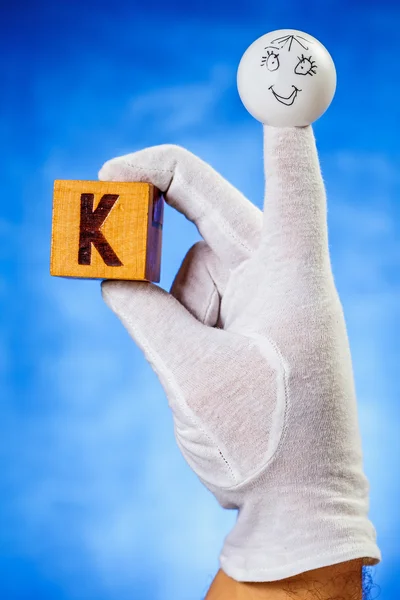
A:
50 180 163 282
78 193 123 266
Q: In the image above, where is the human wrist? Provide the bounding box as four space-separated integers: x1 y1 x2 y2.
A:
205 559 364 600
215 477 379 583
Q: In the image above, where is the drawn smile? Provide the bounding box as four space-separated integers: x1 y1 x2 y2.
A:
268 85 301 106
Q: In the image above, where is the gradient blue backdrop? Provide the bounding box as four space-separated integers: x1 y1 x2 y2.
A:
1 1 399 598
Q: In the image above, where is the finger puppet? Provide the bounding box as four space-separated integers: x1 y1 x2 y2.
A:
97 29 381 582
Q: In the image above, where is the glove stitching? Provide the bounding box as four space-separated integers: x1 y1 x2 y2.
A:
116 163 255 257
219 260 249 327
203 249 220 325
118 164 175 194
210 331 290 492
173 172 254 257
120 307 239 486
122 164 174 175
203 284 218 324
174 426 238 485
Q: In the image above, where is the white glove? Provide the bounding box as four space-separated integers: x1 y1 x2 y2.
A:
98 125 381 582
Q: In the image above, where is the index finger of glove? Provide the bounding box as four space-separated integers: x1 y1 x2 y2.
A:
99 144 263 269
259 126 329 274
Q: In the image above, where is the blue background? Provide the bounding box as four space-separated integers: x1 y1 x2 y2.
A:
1 1 399 598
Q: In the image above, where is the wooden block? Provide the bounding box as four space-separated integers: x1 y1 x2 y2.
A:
50 180 163 282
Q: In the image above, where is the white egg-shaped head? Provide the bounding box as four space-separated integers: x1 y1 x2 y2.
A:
237 29 336 126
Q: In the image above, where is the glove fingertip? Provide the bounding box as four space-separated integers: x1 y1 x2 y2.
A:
98 162 116 181
101 279 154 312
101 279 129 309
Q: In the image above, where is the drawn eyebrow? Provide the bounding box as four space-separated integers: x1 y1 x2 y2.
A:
270 34 312 51
297 35 313 44
271 35 292 49
264 45 280 50
272 35 290 43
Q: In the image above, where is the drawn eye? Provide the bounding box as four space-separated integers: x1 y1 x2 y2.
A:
261 50 280 72
294 54 317 76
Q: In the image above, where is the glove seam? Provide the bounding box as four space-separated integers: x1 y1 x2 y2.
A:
203 254 221 324
119 304 240 486
174 172 254 257
174 424 239 485
117 163 255 258
203 284 219 324
209 331 290 492
122 164 174 175
120 163 175 195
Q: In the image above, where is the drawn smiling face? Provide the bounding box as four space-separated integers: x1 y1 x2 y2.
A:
261 35 318 107
237 29 337 126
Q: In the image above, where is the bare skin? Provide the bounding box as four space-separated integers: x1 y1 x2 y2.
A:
205 560 364 600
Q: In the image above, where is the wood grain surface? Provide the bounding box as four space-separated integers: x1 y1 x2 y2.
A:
50 180 163 281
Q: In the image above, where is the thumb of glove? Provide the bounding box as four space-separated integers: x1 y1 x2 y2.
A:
101 279 207 401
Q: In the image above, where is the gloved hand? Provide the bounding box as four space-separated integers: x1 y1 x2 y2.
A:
98 125 381 582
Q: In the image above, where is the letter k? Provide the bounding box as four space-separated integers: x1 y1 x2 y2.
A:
78 193 123 266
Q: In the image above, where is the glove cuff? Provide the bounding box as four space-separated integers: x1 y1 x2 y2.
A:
218 488 381 582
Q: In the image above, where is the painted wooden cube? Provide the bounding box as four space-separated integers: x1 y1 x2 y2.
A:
50 180 163 282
